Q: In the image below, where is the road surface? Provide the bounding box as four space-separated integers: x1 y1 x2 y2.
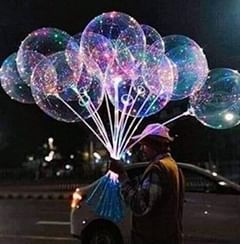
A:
0 199 79 244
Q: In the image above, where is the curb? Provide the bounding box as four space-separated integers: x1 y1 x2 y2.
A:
0 192 72 200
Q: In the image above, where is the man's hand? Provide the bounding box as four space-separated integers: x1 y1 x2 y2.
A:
109 158 128 181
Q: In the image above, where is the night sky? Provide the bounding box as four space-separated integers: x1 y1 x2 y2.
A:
0 0 240 168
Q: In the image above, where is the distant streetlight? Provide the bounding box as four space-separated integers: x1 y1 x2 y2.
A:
44 150 55 162
48 137 54 150
28 156 34 161
48 137 54 144
65 164 73 170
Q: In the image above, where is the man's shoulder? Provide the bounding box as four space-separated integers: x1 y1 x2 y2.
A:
144 160 165 176
155 155 179 173
143 154 176 175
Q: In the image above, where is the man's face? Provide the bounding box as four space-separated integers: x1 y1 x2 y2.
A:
140 143 157 160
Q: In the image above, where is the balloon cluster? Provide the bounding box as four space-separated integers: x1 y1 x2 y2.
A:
1 11 240 222
0 12 208 154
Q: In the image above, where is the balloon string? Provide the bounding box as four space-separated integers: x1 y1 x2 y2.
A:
102 63 115 149
56 95 111 152
116 94 141 157
115 82 140 157
86 95 112 146
118 89 157 154
162 109 191 125
115 82 134 153
119 94 157 155
126 109 191 150
72 86 112 150
119 91 166 156
85 100 108 143
104 92 114 146
112 82 120 158
118 56 176 155
86 99 113 151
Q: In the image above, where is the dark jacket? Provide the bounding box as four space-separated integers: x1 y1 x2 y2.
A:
132 154 185 244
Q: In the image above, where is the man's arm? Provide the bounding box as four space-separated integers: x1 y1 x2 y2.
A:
120 167 162 216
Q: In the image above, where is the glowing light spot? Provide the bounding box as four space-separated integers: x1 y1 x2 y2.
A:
224 113 234 121
218 181 227 186
107 170 119 183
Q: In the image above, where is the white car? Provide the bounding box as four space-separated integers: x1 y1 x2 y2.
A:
70 162 240 244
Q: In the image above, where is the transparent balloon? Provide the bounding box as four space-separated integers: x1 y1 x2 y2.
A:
65 32 82 74
190 68 240 129
0 52 35 104
163 35 209 100
31 51 104 122
80 32 114 74
105 52 174 117
17 27 71 84
140 41 166 75
164 35 196 50
141 24 164 53
80 11 146 74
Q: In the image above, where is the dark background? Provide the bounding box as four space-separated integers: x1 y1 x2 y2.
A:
0 0 240 175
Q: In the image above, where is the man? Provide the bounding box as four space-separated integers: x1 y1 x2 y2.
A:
110 123 185 244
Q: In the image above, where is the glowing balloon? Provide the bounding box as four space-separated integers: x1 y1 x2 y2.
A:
0 53 35 104
65 32 82 73
80 32 114 74
141 24 163 45
163 35 209 100
105 51 174 117
17 27 71 84
80 11 146 74
31 51 104 122
190 68 240 129
141 24 164 54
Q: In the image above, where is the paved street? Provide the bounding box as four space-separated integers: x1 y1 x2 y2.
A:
0 199 79 244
